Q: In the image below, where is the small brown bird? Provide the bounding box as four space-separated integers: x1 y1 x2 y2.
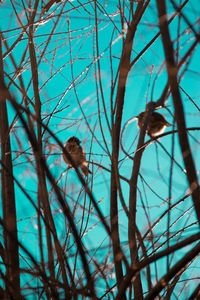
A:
63 136 92 176
137 111 171 137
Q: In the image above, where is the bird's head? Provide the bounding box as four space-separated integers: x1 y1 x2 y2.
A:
67 136 81 145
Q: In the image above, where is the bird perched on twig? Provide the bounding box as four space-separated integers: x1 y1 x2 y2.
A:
137 111 171 137
63 136 92 176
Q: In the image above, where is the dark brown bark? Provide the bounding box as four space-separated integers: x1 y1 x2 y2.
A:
188 284 200 300
111 2 150 298
28 19 58 299
7 93 98 299
110 11 136 300
0 35 21 299
156 0 200 226
144 242 200 300
116 232 200 299
128 105 156 300
28 17 71 297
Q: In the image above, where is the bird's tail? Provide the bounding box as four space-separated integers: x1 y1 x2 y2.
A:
81 163 92 176
165 121 172 127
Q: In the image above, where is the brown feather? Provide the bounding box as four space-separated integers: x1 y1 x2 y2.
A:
137 111 171 136
63 136 92 176
81 165 92 176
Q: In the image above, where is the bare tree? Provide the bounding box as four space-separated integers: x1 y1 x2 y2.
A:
0 0 200 299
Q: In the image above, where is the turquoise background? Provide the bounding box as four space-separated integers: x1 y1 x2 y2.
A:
0 0 200 298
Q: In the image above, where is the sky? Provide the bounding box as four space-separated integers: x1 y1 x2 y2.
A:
0 0 200 298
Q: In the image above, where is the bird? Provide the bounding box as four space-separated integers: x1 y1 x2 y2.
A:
63 136 92 176
137 111 171 137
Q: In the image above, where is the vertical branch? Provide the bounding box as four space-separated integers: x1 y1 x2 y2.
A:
156 0 200 226
111 1 150 298
0 34 20 299
28 24 57 291
110 21 134 297
27 5 65 296
128 108 154 300
7 95 97 298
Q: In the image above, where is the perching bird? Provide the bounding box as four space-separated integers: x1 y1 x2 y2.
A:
137 111 171 137
63 136 92 176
